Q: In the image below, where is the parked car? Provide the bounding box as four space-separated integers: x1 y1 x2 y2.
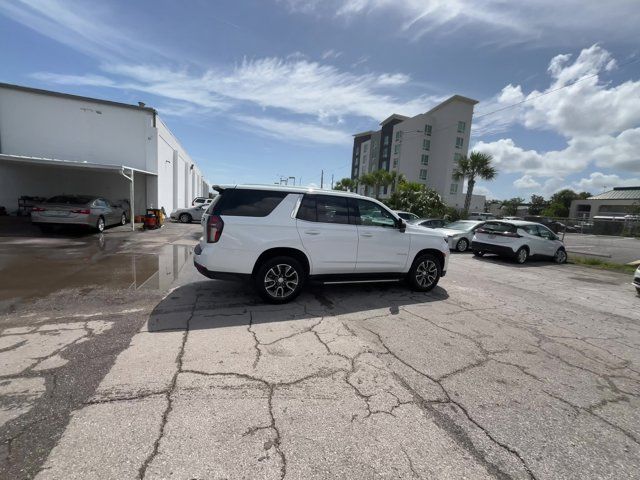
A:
523 215 572 234
633 265 640 295
170 204 208 223
194 185 450 303
31 195 127 233
409 218 447 229
394 210 420 221
471 220 567 264
433 220 485 252
192 196 214 207
468 212 496 221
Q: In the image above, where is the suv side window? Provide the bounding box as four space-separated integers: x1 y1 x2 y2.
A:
213 189 288 217
317 195 350 224
354 199 396 228
522 225 539 236
297 195 317 222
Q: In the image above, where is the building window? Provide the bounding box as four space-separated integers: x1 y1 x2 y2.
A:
393 158 398 167
425 124 432 135
394 144 401 154
421 154 429 165
454 153 463 163
363 143 369 152
457 121 466 133
450 183 459 194
455 137 464 149
422 139 430 150
383 147 388 158
395 131 403 141
419 169 427 180
384 136 389 146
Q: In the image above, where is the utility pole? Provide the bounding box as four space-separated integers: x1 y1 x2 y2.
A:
320 170 324 189
331 174 334 189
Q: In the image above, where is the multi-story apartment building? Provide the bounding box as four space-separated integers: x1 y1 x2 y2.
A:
350 95 485 212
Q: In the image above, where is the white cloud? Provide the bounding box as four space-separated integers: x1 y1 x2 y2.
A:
473 185 494 200
572 172 640 192
233 115 352 145
321 49 342 60
513 175 542 190
281 1 640 45
474 45 640 188
0 0 166 62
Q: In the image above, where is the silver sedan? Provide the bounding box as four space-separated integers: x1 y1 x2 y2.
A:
170 204 207 223
31 195 128 233
434 220 485 252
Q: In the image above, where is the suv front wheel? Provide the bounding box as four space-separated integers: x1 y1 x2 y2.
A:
407 253 441 292
254 256 306 304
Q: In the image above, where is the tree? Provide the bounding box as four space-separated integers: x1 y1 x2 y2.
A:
360 169 392 200
391 185 447 218
334 178 357 192
501 197 525 216
545 189 591 218
542 202 569 218
452 151 497 216
388 171 406 194
529 194 548 215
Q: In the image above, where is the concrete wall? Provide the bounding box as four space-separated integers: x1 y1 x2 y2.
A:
570 199 640 219
155 117 204 211
0 87 155 172
0 162 147 215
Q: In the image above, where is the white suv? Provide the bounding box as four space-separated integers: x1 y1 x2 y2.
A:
471 220 567 264
194 185 450 303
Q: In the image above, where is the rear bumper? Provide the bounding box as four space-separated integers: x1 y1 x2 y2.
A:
471 241 516 257
193 258 250 282
31 215 94 227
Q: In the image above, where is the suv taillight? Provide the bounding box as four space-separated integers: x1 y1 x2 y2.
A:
207 214 224 243
32 207 46 212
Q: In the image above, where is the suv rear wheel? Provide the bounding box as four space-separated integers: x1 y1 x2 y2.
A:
554 248 567 264
255 256 305 304
179 213 192 223
407 253 441 292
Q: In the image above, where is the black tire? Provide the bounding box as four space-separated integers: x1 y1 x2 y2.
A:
473 250 485 257
120 213 127 225
407 253 441 292
455 238 469 252
179 213 192 223
96 216 105 233
254 256 306 304
515 247 528 264
636 287 640 295
553 248 567 264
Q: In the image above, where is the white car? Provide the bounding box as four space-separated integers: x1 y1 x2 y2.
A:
394 210 420 221
194 185 450 303
633 266 640 295
434 220 485 252
192 196 214 207
471 220 567 264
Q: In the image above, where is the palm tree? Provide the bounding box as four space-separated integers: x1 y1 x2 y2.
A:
334 177 358 192
359 173 375 197
452 151 497 215
388 171 406 194
368 169 394 199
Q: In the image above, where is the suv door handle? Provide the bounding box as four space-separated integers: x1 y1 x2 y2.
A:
360 233 373 237
304 230 320 235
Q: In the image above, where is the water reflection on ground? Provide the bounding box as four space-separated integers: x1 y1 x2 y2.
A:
0 232 192 308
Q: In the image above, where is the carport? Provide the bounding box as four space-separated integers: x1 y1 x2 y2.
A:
0 154 157 231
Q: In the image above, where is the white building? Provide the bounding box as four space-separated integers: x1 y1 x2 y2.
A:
0 83 209 222
351 95 485 211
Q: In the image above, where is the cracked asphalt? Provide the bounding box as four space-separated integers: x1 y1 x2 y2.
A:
1 223 640 479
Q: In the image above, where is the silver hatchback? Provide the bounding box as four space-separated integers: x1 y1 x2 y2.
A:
31 195 128 233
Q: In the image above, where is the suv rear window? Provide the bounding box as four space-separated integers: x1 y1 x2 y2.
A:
212 189 288 217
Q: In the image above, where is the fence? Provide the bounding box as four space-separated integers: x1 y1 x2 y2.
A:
529 216 640 237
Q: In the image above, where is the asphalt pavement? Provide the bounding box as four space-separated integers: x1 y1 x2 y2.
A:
562 232 640 264
1 223 639 479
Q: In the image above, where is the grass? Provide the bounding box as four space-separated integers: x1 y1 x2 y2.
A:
569 256 637 274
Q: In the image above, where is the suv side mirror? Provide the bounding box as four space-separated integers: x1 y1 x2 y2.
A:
396 218 406 232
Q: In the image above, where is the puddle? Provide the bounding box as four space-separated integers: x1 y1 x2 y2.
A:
0 234 192 308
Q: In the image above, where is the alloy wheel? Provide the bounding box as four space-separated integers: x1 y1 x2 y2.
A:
415 260 438 288
121 213 126 225
456 238 468 252
554 249 567 264
264 264 299 298
97 217 105 232
517 248 527 264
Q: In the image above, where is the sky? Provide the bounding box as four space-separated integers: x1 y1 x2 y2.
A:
1 0 639 200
